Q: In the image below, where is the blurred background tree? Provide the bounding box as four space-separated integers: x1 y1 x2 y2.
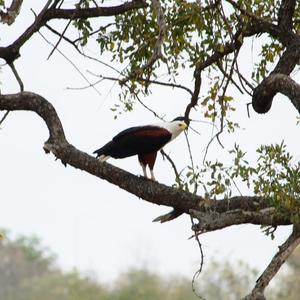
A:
2 229 300 299
0 229 262 300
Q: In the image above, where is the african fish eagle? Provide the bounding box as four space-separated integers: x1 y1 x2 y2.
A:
93 117 187 181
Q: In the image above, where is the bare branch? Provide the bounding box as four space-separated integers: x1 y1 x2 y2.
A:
99 74 193 96
8 62 24 92
160 149 180 180
47 19 72 60
0 111 9 127
243 225 300 300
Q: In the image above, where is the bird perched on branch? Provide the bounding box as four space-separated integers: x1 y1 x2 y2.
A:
93 117 187 181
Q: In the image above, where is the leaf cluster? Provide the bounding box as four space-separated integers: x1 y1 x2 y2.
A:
175 142 300 222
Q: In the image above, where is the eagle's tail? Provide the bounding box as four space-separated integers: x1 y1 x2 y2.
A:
93 142 113 162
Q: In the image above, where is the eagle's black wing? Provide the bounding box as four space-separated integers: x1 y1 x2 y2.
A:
94 125 172 159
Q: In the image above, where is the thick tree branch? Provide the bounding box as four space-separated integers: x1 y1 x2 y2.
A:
252 73 300 114
243 225 300 300
225 0 296 45
0 1 148 64
272 39 300 74
190 208 291 234
0 92 295 229
278 0 297 32
44 1 147 20
0 0 23 25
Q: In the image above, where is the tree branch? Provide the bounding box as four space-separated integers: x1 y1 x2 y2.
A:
0 1 148 64
243 225 300 300
0 0 52 64
278 0 297 32
44 1 148 20
0 0 23 25
0 92 294 228
252 73 300 114
190 208 291 234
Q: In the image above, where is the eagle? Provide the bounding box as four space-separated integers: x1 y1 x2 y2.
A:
93 117 187 181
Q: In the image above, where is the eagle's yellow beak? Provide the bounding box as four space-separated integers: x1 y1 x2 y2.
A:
180 121 188 130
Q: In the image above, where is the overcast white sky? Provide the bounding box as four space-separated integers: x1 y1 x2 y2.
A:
0 1 299 283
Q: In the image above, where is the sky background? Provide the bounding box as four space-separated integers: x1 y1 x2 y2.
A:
0 0 299 284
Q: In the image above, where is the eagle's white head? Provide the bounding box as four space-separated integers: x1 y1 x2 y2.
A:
159 117 188 140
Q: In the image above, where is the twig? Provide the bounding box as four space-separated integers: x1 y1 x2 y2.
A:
234 65 254 96
37 30 102 97
47 19 72 60
0 111 9 127
73 23 115 44
160 149 180 180
136 96 163 119
246 102 252 118
191 216 205 300
217 61 244 94
66 79 104 91
8 62 24 91
97 74 193 96
45 25 122 75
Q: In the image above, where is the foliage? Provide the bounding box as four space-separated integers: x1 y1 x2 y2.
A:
174 141 300 235
71 0 291 124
